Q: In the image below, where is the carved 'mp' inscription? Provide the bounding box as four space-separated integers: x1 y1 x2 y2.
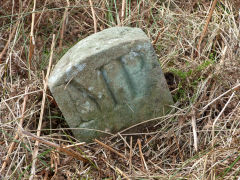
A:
66 51 150 121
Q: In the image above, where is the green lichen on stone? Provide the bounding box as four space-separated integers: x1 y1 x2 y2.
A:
48 27 173 142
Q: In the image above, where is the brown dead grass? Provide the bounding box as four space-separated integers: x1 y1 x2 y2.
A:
0 0 240 179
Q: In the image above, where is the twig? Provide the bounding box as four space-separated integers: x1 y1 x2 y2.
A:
202 83 240 110
175 23 182 35
197 0 218 55
173 132 184 162
0 23 18 64
238 9 240 31
117 133 137 156
0 1 31 65
149 160 168 175
35 0 48 29
63 142 85 148
152 31 161 45
129 136 133 174
191 108 198 152
1 89 42 104
29 34 55 180
21 130 89 163
117 113 173 135
89 0 97 33
211 92 235 180
202 155 208 180
101 159 130 179
59 0 70 51
137 139 148 172
121 0 126 26
116 167 130 180
211 92 235 147
28 0 36 74
0 87 28 173
94 139 127 159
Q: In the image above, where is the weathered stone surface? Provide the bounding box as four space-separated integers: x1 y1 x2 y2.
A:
48 27 173 142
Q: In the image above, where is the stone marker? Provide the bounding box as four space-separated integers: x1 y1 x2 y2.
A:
48 27 173 142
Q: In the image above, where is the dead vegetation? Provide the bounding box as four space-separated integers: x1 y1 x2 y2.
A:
0 0 240 179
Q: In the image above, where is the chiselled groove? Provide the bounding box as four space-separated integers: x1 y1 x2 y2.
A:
99 67 118 106
70 79 101 111
117 58 136 99
118 54 145 99
138 54 145 70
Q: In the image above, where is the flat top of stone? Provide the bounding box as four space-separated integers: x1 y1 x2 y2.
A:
48 27 149 89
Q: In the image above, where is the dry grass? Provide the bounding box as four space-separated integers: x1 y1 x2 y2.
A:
0 0 240 179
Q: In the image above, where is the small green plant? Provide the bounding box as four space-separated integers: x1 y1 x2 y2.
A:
170 68 192 80
173 84 186 102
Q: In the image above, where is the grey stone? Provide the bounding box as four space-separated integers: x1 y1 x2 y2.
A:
48 27 173 142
